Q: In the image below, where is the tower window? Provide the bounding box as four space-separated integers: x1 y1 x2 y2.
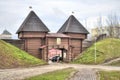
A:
56 38 61 45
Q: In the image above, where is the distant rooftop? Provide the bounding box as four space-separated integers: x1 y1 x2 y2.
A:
2 30 12 35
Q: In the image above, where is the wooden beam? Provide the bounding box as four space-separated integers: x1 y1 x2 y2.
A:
80 39 83 53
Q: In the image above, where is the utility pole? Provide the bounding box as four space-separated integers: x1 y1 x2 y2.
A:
94 37 97 63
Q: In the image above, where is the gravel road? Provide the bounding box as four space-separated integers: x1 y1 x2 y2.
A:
0 64 68 80
0 63 120 80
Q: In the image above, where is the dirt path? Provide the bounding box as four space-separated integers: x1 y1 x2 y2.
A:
0 64 120 80
103 58 120 65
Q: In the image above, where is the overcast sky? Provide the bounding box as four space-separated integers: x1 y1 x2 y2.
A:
0 0 120 39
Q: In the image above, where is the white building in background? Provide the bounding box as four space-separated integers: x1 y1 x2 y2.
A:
91 26 120 38
0 30 12 39
91 27 108 37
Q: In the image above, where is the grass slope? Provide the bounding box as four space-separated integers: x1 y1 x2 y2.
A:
72 38 120 64
24 68 76 80
0 40 46 68
99 71 120 80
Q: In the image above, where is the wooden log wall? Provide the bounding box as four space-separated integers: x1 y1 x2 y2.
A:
2 39 25 50
64 33 86 58
18 32 47 59
25 38 42 58
66 33 87 39
19 32 46 38
47 37 69 50
71 39 82 58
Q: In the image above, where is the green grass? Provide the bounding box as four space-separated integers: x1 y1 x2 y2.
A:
72 38 120 64
99 71 120 80
24 68 76 80
0 40 46 68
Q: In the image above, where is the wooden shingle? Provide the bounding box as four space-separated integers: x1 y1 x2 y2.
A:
57 15 89 34
16 11 50 33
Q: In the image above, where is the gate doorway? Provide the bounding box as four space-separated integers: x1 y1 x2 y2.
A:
48 48 67 62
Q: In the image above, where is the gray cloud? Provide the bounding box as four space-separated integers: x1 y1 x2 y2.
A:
0 0 120 39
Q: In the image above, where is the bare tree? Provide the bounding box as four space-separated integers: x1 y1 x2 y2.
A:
97 16 103 35
106 13 120 38
95 16 106 40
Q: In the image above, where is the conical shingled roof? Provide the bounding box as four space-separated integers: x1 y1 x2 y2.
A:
57 15 89 34
16 11 50 33
2 30 12 35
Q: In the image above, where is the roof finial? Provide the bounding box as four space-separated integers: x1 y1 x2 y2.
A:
29 6 32 11
72 11 74 15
